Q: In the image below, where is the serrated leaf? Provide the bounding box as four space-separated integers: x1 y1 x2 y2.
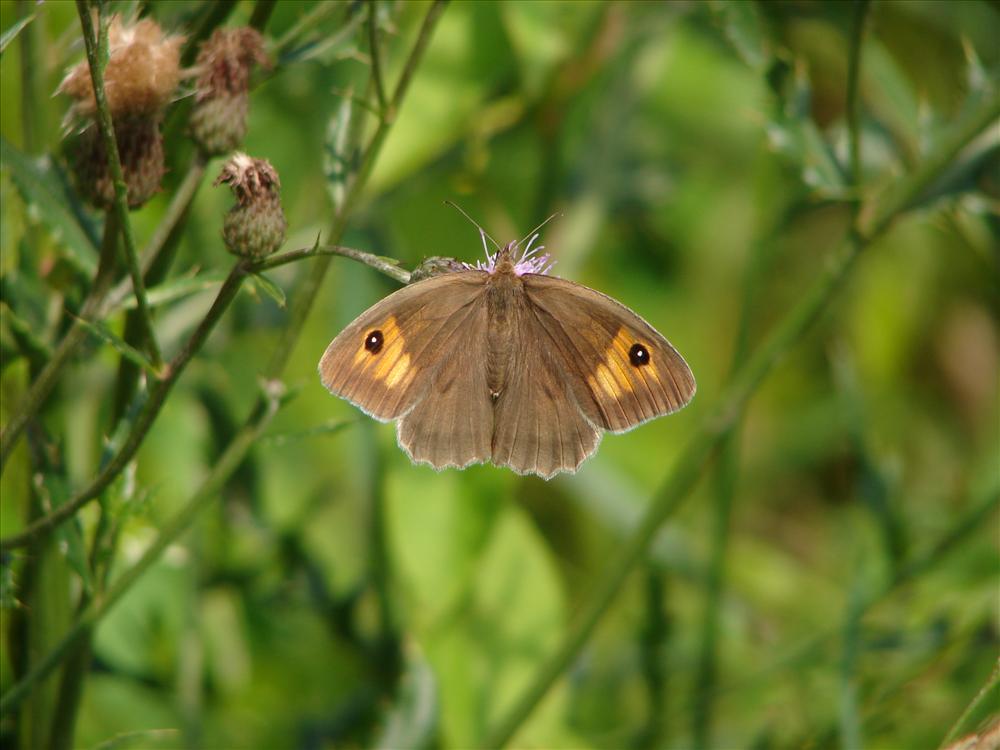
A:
1 136 100 273
246 272 286 308
111 270 227 313
73 314 158 375
0 14 34 57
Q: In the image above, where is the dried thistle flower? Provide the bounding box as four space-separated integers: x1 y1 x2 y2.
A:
57 13 184 209
189 27 271 156
214 153 286 259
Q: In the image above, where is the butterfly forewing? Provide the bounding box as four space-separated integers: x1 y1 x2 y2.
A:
522 274 695 433
397 297 493 470
318 272 489 422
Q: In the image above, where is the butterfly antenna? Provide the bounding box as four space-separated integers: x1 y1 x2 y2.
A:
515 211 562 249
444 200 501 251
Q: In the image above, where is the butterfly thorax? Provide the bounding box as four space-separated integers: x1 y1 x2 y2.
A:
484 249 523 399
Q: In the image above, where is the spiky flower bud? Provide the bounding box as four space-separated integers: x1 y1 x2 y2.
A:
214 153 286 259
57 14 183 209
189 28 270 156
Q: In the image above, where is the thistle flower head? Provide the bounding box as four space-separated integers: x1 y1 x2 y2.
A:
463 231 556 276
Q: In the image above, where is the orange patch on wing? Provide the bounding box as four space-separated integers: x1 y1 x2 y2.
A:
352 316 415 389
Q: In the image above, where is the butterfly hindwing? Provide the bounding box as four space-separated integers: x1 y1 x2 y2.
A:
489 297 602 478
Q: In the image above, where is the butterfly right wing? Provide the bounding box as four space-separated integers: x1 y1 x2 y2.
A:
319 271 489 423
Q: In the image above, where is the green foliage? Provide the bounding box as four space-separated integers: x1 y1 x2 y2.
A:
1 1 998 749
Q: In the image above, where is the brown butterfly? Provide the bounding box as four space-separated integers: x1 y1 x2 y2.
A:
319 233 695 479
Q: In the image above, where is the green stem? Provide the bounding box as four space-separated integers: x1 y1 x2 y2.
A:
111 156 208 425
368 0 388 114
845 0 870 195
482 88 1000 749
0 384 283 716
248 0 278 31
0 212 120 471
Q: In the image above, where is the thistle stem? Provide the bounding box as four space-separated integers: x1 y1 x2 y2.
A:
76 1 163 371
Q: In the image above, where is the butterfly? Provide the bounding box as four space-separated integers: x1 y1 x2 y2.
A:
319 232 695 479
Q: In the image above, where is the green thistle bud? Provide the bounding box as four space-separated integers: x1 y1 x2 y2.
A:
214 153 286 259
190 28 270 156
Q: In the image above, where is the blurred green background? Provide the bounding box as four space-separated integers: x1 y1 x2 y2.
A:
1 1 998 748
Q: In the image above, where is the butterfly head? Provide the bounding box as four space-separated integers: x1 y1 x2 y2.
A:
464 232 555 277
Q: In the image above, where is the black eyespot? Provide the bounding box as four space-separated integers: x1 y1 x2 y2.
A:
364 330 384 354
629 343 650 367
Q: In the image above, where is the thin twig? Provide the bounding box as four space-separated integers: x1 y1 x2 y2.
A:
76 1 163 371
481 87 1000 749
368 0 388 115
253 243 411 284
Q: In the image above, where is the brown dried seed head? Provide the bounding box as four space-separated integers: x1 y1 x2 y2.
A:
58 14 184 122
214 152 281 205
194 27 271 101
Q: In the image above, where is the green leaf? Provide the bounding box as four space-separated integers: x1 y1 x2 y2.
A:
1 136 101 273
73 315 158 375
245 272 286 308
0 14 34 57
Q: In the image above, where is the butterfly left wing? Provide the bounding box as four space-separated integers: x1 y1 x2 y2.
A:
521 273 696 433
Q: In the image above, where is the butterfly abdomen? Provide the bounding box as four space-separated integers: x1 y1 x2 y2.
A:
484 268 523 398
